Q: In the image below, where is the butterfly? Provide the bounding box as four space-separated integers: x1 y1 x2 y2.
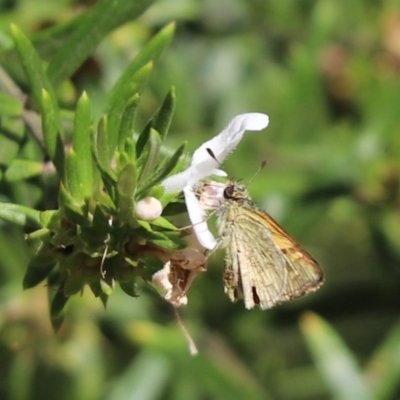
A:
196 180 324 309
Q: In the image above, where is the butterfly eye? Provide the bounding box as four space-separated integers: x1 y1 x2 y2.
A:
223 185 235 199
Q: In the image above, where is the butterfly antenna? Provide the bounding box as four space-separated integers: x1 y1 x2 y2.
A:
247 160 267 187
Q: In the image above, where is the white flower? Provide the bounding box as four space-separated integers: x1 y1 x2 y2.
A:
162 113 269 249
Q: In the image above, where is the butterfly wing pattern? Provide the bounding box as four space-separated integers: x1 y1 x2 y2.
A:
218 182 324 309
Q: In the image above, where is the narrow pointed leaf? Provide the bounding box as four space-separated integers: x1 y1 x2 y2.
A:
64 270 85 296
65 148 84 202
0 202 42 228
41 89 65 177
100 279 114 296
119 281 139 297
116 152 130 173
136 227 186 249
58 183 88 225
23 229 59 289
137 128 161 182
124 138 136 162
39 210 60 228
106 62 153 156
106 350 171 400
151 86 176 140
117 163 137 218
300 312 372 400
134 87 176 157
150 216 177 231
11 27 64 174
10 24 58 110
0 91 23 116
106 22 175 111
92 116 116 181
47 0 156 86
118 94 140 153
4 159 43 182
73 91 93 199
0 123 24 168
50 289 69 331
365 319 400 400
137 142 186 197
23 259 56 289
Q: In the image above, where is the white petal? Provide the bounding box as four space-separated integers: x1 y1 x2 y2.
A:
162 169 193 193
211 169 228 177
191 113 269 167
162 113 269 193
183 186 217 250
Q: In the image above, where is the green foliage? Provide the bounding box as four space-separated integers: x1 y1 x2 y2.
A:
301 313 400 400
1 1 400 400
0 15 184 331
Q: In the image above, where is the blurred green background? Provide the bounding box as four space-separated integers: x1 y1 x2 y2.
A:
1 0 400 399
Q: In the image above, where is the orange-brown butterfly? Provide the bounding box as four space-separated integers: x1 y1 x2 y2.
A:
196 180 324 309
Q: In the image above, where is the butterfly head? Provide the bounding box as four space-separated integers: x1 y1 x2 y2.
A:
223 181 250 203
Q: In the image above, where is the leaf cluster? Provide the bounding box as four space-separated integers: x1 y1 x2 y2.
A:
0 19 188 329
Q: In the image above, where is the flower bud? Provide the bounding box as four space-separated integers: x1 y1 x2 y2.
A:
134 197 163 221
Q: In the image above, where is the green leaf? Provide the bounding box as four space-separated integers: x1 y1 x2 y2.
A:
0 123 25 168
137 128 161 183
117 163 137 219
23 258 56 290
150 86 176 141
0 91 23 116
106 62 153 156
58 183 88 225
100 279 114 296
64 275 85 297
116 152 130 173
92 116 116 181
72 91 93 199
149 216 177 231
365 318 400 400
10 25 64 176
10 24 58 110
119 280 139 297
106 22 175 112
135 87 177 158
106 350 171 400
65 148 84 202
4 159 43 182
89 280 102 298
41 89 65 178
137 227 186 250
0 202 42 228
46 0 156 86
23 229 59 289
300 312 372 400
118 94 140 153
64 267 85 296
161 200 187 216
124 138 136 163
39 210 60 228
137 142 187 198
23 262 56 289
50 287 69 331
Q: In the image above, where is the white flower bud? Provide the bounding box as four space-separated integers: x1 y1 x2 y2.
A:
134 197 163 220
